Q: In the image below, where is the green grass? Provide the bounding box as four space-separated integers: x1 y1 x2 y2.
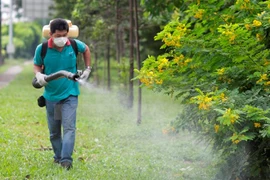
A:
0 63 218 180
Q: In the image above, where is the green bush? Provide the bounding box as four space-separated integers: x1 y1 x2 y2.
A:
137 1 270 179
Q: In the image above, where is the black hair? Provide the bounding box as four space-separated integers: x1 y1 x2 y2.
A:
50 18 69 34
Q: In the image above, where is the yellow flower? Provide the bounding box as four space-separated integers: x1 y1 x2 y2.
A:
233 139 240 144
184 58 192 64
261 74 268 80
198 96 212 110
173 54 185 64
245 24 251 30
256 33 263 41
158 58 169 72
163 33 175 47
264 81 270 86
257 11 265 18
161 58 168 64
214 124 220 133
220 93 227 102
263 59 270 66
230 34 236 43
254 122 261 128
223 108 239 124
223 30 236 43
257 74 268 83
176 24 187 34
147 71 154 77
217 68 225 75
253 20 262 27
155 79 163 85
140 78 153 87
194 9 204 19
204 96 212 102
226 108 231 114
199 103 209 110
230 115 238 124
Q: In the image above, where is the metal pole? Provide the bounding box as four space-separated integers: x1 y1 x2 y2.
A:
7 0 14 59
0 0 3 65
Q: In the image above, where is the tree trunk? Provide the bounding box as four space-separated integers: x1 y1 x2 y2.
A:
128 0 134 108
107 34 111 91
115 0 121 64
94 43 99 86
134 0 141 124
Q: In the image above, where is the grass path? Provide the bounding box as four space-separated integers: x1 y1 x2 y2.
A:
0 63 218 179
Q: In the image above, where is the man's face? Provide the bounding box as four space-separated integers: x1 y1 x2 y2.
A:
50 30 68 47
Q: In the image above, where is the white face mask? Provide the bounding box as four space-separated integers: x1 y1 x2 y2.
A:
53 37 68 47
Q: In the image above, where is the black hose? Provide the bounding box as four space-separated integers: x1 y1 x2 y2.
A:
32 70 79 89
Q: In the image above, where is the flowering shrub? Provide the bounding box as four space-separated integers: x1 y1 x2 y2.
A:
136 0 270 179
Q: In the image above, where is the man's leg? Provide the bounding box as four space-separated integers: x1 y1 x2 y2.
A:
46 100 62 162
60 95 78 168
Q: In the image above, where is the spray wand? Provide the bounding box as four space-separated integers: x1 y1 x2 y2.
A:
32 70 87 107
32 70 84 89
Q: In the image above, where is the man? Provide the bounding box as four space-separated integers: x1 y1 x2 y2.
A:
33 18 91 170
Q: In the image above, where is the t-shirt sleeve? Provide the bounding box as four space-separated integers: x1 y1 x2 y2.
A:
33 44 43 66
74 39 87 53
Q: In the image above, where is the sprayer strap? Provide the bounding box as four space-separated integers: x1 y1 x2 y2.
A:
41 41 48 62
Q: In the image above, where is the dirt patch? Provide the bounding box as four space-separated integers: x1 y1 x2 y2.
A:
0 65 23 89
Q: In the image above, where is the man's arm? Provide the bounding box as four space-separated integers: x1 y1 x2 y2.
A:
33 64 43 74
79 45 91 82
82 45 91 68
33 64 47 86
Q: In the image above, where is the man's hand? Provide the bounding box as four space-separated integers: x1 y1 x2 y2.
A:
80 68 91 81
35 72 48 86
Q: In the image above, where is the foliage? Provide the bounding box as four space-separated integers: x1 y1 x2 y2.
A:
51 0 168 60
51 0 78 20
136 0 270 179
141 0 185 23
2 22 42 59
71 0 117 42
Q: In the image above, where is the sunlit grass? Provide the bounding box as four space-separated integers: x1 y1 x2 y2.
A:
0 62 218 179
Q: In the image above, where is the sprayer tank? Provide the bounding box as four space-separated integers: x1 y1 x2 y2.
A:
42 20 79 39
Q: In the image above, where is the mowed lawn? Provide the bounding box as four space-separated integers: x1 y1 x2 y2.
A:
0 62 218 180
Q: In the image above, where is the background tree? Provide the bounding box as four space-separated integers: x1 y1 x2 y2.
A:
51 0 78 19
1 22 41 59
52 0 164 90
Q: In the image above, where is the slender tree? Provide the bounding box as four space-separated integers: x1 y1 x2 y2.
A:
134 0 141 124
115 0 121 64
106 33 111 90
93 42 99 85
128 0 134 108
